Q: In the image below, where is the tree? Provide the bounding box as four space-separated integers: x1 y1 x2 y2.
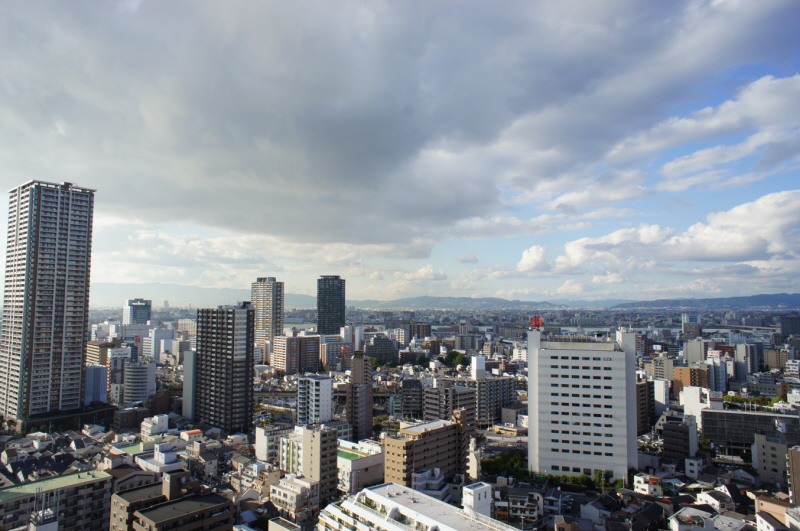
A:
416 355 431 367
444 351 460 367
454 353 471 367
370 357 380 369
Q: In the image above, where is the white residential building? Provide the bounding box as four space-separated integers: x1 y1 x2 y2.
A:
634 473 663 496
680 386 724 431
337 440 384 495
297 375 333 426
135 442 185 477
141 414 169 438
270 474 320 524
319 483 518 531
463 482 493 518
527 328 637 481
255 426 294 462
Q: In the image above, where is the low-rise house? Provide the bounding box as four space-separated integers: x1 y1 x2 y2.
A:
670 507 715 531
757 511 788 531
582 493 623 525
635 474 664 497
697 491 736 514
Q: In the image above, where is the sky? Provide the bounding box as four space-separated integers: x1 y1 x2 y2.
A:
1 1 800 303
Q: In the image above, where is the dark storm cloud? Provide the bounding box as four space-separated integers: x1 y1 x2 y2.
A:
0 0 798 257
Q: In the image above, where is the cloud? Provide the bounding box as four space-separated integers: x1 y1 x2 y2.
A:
454 253 479 263
553 190 800 276
556 279 583 295
1 1 799 300
394 265 447 282
516 245 550 272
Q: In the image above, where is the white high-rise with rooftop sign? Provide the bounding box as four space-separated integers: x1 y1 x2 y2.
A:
527 327 637 482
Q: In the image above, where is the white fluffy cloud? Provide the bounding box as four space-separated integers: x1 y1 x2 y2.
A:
516 245 550 272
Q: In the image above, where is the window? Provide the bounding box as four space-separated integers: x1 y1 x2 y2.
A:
553 466 560 471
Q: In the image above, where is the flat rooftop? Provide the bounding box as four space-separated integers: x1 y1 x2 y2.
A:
136 493 230 524
401 419 452 435
0 470 111 503
363 484 519 531
114 483 164 504
338 450 363 461
541 341 618 351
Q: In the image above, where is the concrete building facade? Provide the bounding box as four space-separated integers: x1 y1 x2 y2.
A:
194 302 255 434
0 181 94 421
527 328 637 482
252 277 284 364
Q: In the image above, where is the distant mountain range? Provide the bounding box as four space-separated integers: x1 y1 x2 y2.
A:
611 293 800 310
88 283 800 311
347 296 563 310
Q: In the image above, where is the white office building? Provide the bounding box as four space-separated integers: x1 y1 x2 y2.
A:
527 328 638 482
297 375 333 426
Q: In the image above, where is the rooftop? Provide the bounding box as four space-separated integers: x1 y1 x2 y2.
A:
113 483 164 504
136 493 231 524
338 450 363 461
401 419 453 435
0 470 111 502
357 483 519 531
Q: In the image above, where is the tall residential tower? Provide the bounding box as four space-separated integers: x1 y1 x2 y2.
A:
251 277 284 364
192 302 255 434
0 181 94 421
317 275 345 335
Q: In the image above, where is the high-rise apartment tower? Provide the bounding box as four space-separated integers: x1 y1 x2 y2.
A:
317 275 345 335
194 302 255 434
345 352 373 441
0 181 94 421
251 277 284 363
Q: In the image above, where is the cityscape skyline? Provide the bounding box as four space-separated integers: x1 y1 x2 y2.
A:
1 3 799 304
